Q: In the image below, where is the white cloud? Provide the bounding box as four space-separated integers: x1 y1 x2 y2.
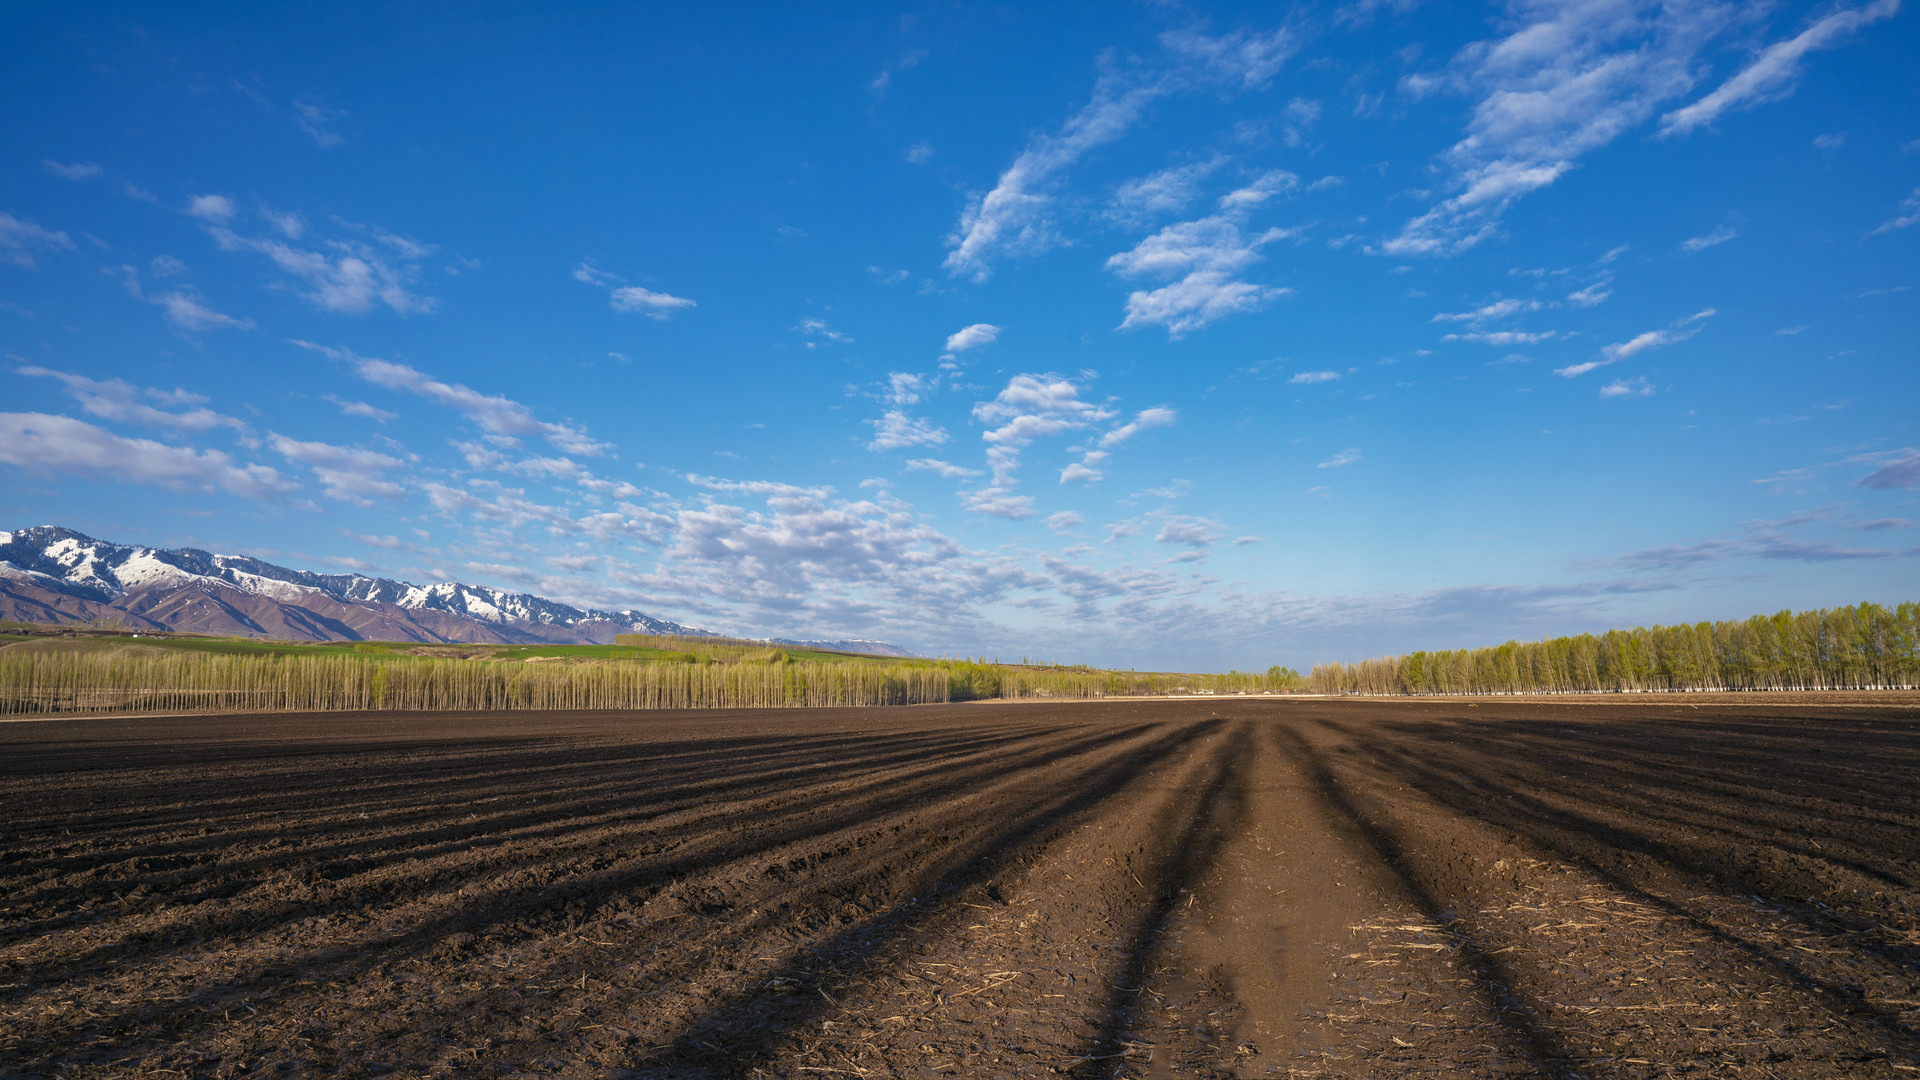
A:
1599 376 1654 398
1869 187 1920 236
1099 406 1177 447
308 344 609 455
572 261 618 286
1160 27 1298 88
0 212 75 268
959 487 1036 519
1556 308 1714 376
1658 0 1900 136
944 28 1294 282
1442 330 1557 345
1110 158 1224 224
1106 175 1299 337
943 72 1165 281
1567 281 1611 307
292 97 348 148
324 396 397 422
1317 448 1362 468
944 323 1001 352
260 209 306 240
1155 516 1220 547
17 366 246 433
1431 297 1542 323
424 479 582 534
883 372 927 407
204 209 436 315
904 458 982 479
42 161 103 180
609 286 696 319
1059 462 1103 484
188 194 238 223
613 481 1040 640
347 531 408 551
1859 449 1920 490
0 412 287 497
1679 225 1738 253
153 289 254 332
906 141 935 165
974 374 1115 448
867 410 949 452
798 316 851 343
1290 370 1341 384
1384 1 1743 256
111 262 253 331
1047 511 1084 532
1108 206 1287 280
268 434 405 504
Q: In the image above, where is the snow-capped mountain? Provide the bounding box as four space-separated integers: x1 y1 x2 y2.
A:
0 525 712 645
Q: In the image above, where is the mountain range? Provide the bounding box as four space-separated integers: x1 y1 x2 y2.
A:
0 525 918 655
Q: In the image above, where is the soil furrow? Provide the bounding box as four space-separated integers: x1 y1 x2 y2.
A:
2 696 1915 1080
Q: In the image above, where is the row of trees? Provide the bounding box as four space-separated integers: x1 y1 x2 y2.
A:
0 645 1312 716
950 662 1305 700
1307 601 1919 695
0 649 956 715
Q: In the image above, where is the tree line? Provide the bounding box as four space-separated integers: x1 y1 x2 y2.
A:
0 647 1307 717
1306 601 1919 695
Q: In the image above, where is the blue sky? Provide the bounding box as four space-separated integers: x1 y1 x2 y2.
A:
2 1 1915 669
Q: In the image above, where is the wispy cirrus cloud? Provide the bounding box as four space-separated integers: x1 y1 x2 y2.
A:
1599 376 1654 398
1432 297 1542 323
196 196 437 315
1859 448 1920 490
611 286 696 318
904 458 983 480
267 434 406 504
574 260 696 319
42 160 103 180
0 211 74 268
944 26 1296 282
1444 329 1557 346
1556 308 1713 377
1385 1 1740 256
1099 407 1176 448
1679 225 1737 253
297 341 608 456
1868 187 1920 236
1107 172 1299 337
16 366 247 433
1658 0 1901 136
292 97 348 148
324 396 398 423
111 263 254 332
1109 158 1226 225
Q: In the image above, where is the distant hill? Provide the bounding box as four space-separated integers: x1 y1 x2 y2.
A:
770 638 924 659
0 525 914 654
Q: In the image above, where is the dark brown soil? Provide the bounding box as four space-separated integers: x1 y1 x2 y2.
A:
2 696 1917 1079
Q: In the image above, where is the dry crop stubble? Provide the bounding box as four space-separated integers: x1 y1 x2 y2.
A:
1 696 1916 1079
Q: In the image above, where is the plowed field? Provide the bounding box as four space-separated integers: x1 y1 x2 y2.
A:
3 696 1917 1079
